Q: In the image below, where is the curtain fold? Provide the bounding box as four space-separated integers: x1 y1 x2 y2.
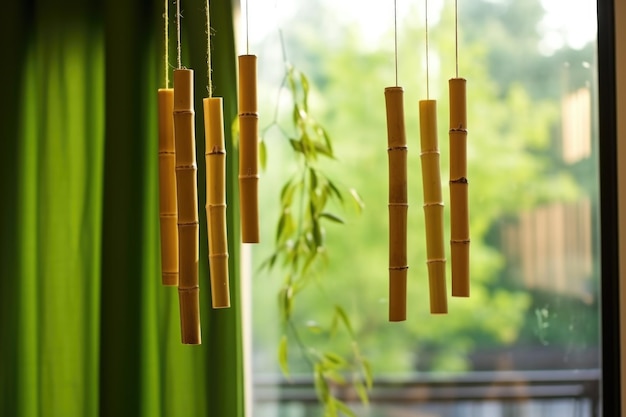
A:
0 1 242 416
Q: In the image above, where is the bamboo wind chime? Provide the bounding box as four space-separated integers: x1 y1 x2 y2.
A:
204 0 230 309
157 0 235 345
385 0 408 322
238 0 260 244
449 0 470 297
158 0 178 287
173 0 202 344
419 0 447 314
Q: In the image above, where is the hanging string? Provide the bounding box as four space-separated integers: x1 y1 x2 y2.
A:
206 0 213 96
164 0 169 87
455 0 459 78
246 0 250 55
176 0 182 69
425 0 430 99
394 0 398 86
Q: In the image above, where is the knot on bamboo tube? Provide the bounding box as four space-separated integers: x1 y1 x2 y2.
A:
159 150 176 155
451 239 470 244
420 149 440 156
207 147 226 155
162 272 178 286
176 164 198 170
174 110 194 116
179 285 200 293
450 177 468 184
179 221 200 226
387 145 408 152
450 127 467 133
427 259 446 264
389 265 409 270
239 112 259 117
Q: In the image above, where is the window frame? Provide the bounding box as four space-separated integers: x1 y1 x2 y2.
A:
598 0 621 414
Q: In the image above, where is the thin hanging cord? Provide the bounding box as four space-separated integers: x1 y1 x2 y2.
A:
176 0 182 69
165 0 169 87
394 0 398 86
246 0 250 54
455 0 459 78
425 0 430 99
207 0 213 96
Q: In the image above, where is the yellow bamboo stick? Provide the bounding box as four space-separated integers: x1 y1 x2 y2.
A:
173 69 201 344
204 97 230 309
449 78 470 297
238 54 260 243
419 99 448 314
384 87 408 322
158 88 179 286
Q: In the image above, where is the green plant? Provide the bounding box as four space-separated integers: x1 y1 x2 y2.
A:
259 62 371 416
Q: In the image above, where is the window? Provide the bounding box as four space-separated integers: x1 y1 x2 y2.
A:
243 0 613 415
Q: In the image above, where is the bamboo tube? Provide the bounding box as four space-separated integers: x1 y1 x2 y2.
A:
419 99 447 314
204 97 230 309
158 88 179 286
173 69 201 344
384 87 408 322
449 78 470 297
238 55 260 243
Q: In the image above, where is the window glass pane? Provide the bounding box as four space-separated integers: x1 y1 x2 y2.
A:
246 0 601 415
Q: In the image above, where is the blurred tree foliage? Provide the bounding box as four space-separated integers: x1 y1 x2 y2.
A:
251 0 599 378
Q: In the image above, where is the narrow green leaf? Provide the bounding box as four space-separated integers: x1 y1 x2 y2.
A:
280 178 298 207
320 126 334 157
320 212 345 224
291 103 299 126
361 359 373 389
259 139 267 171
354 380 370 406
335 305 355 338
278 335 290 377
279 285 294 320
325 368 346 384
258 252 278 271
312 219 323 248
309 167 318 190
276 213 286 244
276 211 295 245
334 399 357 417
323 352 347 367
300 131 315 157
314 363 330 403
314 140 333 158
328 180 344 203
349 188 365 213
301 251 319 275
325 397 338 417
300 71 310 111
289 138 304 153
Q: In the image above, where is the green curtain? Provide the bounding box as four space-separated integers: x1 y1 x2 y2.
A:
0 1 243 416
